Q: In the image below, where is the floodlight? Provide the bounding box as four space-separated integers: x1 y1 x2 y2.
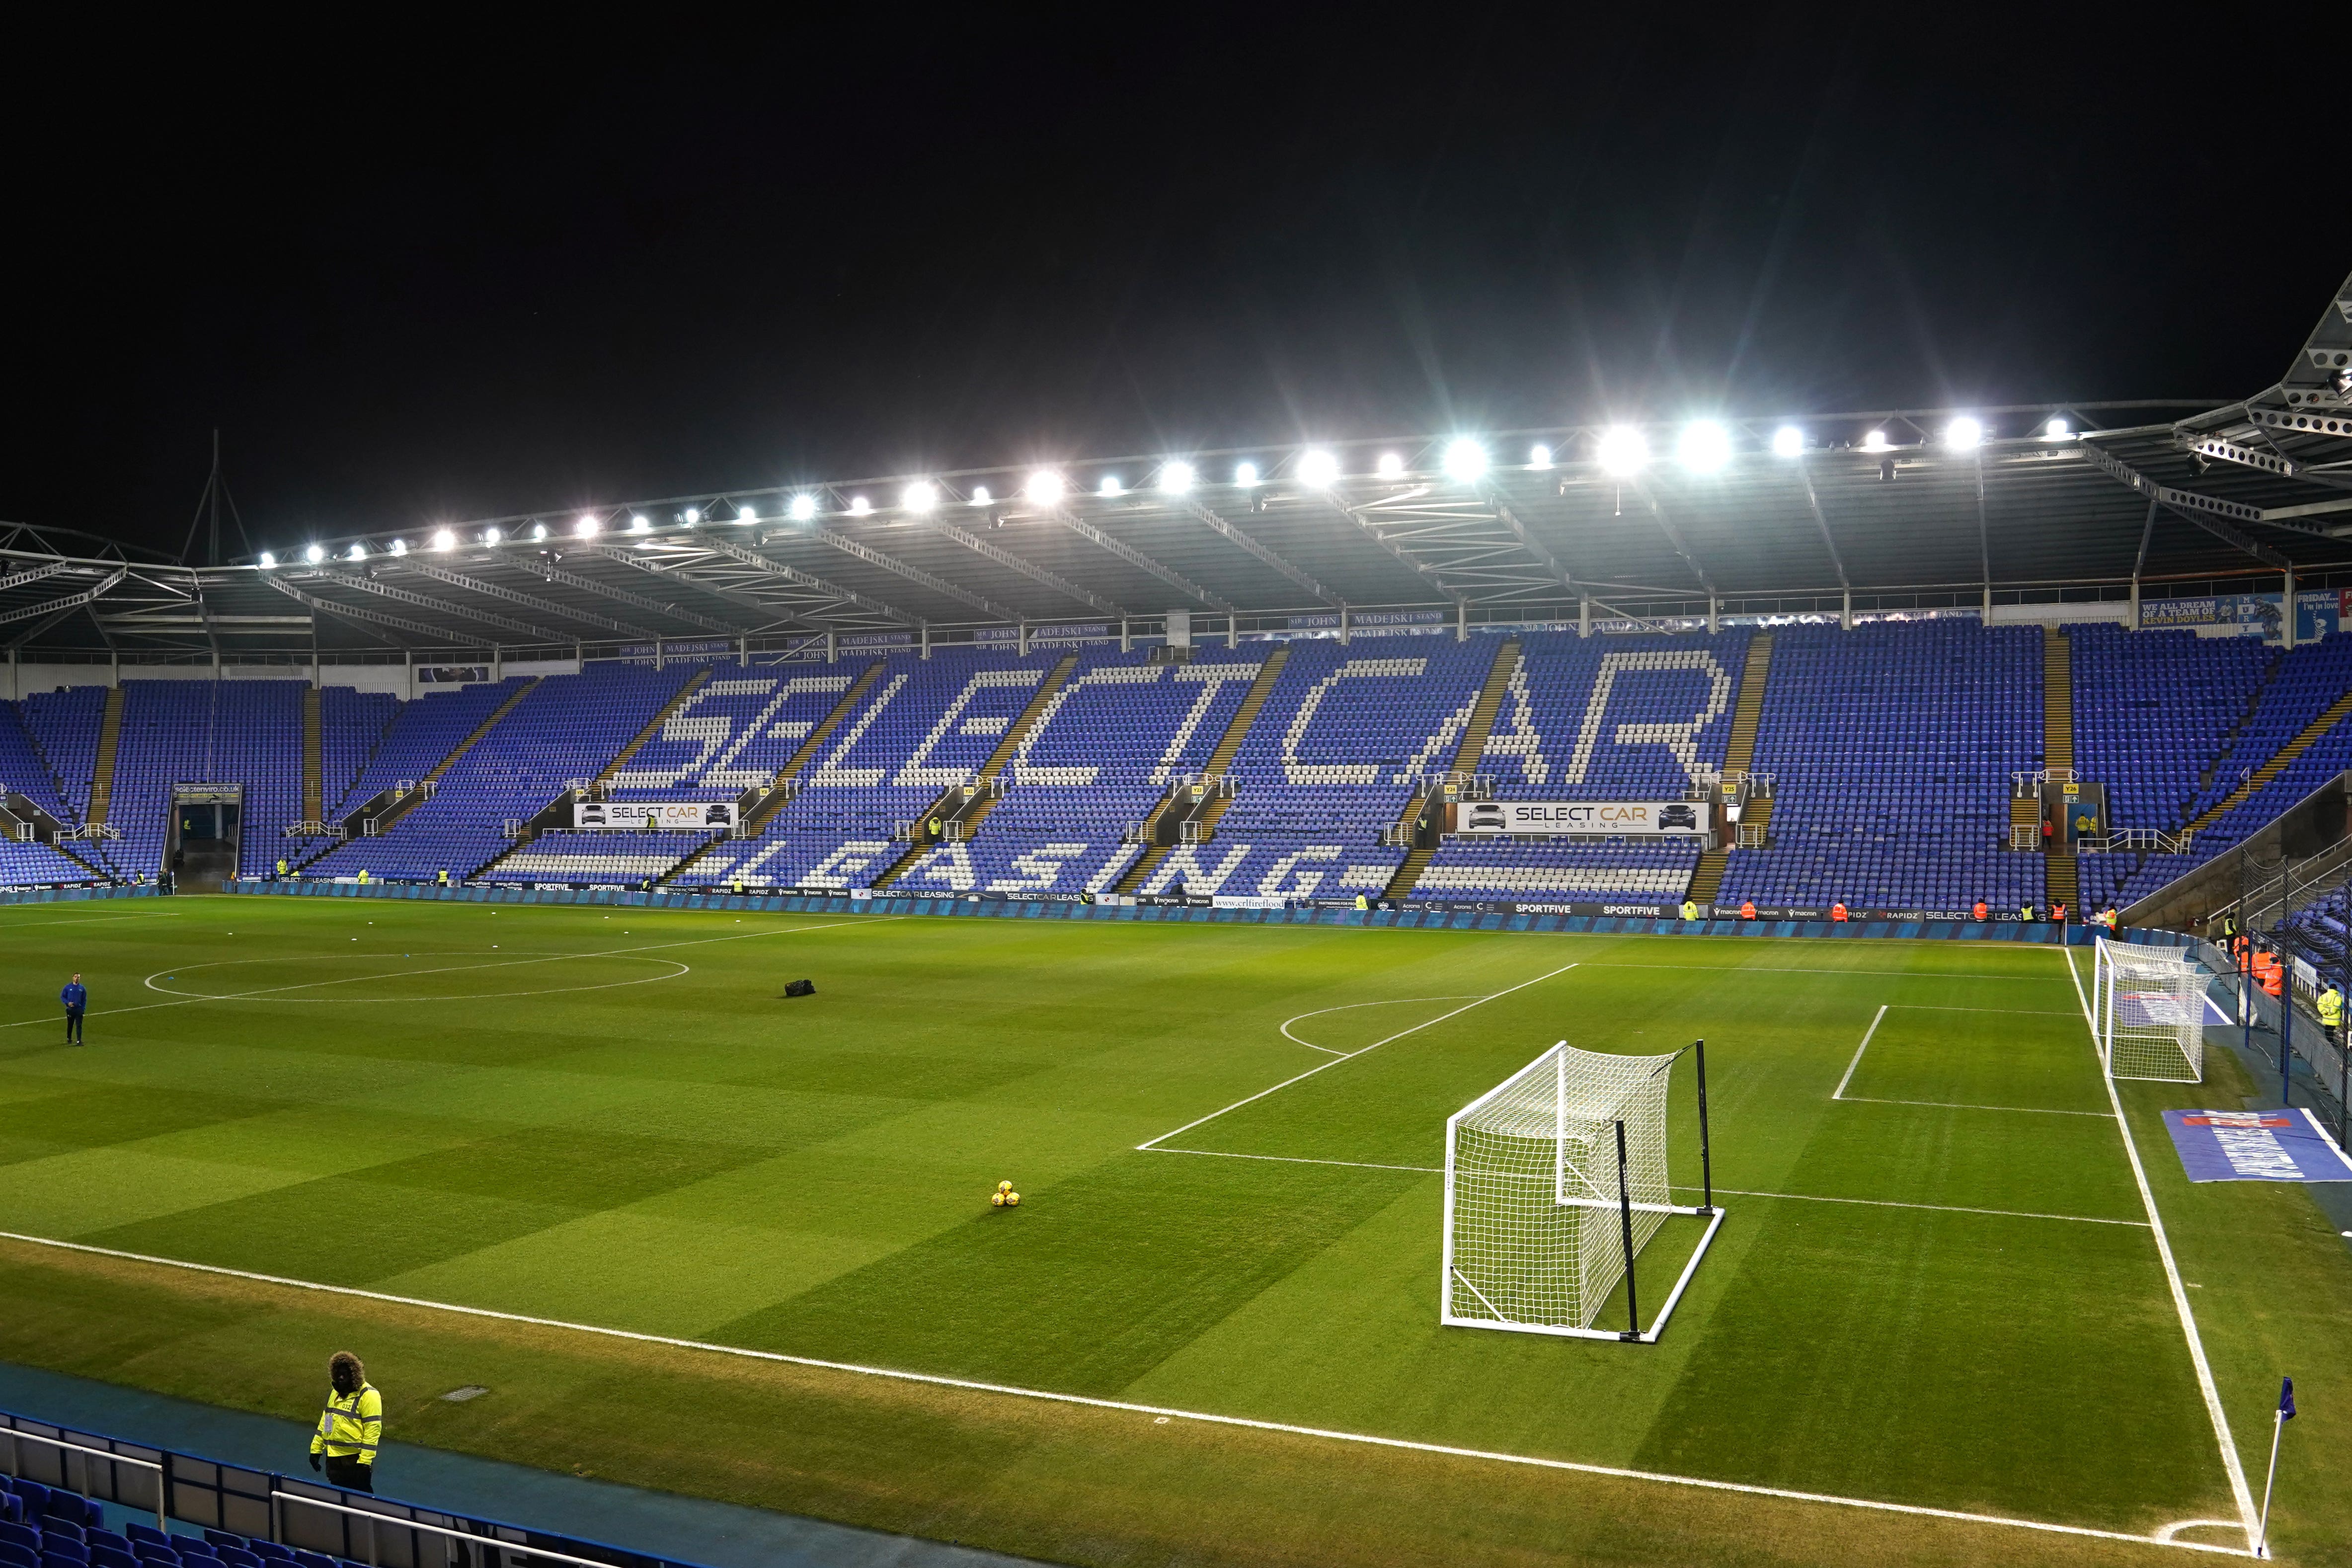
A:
257 551 276 568
1025 470 1065 504
345 544 366 560
1159 461 1194 493
1376 452 1404 477
1678 421 1732 473
1297 449 1339 487
432 528 457 551
1098 475 1122 497
628 516 651 534
1442 438 1488 481
303 544 325 563
848 495 872 516
482 527 501 546
1862 429 1890 452
682 507 701 524
788 494 817 521
1235 461 1259 486
391 539 409 555
1528 444 1553 470
1596 426 1648 474
903 481 938 512
1946 416 1983 450
971 485 992 505
1771 425 1805 457
527 524 546 543
735 505 756 524
2044 417 2070 440
573 517 599 538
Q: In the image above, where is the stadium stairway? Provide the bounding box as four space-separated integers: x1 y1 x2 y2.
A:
2183 685 2352 837
595 666 714 785
1381 635 1522 901
1115 643 1291 893
300 685 322 824
873 652 1080 889
1685 630 1774 904
303 679 541 864
2043 627 2079 911
659 660 888 887
84 686 123 826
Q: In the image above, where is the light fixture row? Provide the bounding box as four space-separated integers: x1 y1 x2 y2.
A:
256 416 2060 567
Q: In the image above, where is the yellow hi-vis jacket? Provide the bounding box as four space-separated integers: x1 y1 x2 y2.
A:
1680 901 1699 921
2321 989 2343 1029
311 1383 384 1465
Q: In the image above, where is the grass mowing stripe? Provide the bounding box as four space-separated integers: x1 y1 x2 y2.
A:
1135 960 1580 1150
1832 1005 1888 1099
0 1228 2252 1558
2060 945 2260 1551
1836 1095 2114 1118
0 916 888 1031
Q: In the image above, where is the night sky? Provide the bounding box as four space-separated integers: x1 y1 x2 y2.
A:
4 16 2341 561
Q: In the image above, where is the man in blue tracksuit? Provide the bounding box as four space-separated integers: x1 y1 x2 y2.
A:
61 973 87 1046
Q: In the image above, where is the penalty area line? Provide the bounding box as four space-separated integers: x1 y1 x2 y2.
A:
0 1231 2251 1557
1136 961 1581 1152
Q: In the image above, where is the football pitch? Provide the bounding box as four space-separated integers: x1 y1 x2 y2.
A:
1 897 2347 1567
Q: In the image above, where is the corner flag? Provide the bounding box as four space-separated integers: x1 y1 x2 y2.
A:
2279 1376 2295 1419
2257 1375 2297 1558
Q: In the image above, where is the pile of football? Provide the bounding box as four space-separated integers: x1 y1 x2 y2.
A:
989 1180 1021 1208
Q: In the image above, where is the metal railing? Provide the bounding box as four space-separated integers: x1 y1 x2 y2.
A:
1 1426 164 1529
1169 772 1233 798
1411 771 1493 801
2010 824 2041 850
2079 826 2194 855
273 1493 630 1568
1737 824 1767 848
2012 769 2077 796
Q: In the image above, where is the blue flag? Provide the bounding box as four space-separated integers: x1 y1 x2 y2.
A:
2279 1377 2295 1420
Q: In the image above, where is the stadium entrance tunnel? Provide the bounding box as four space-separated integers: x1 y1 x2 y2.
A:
142 951 691 1004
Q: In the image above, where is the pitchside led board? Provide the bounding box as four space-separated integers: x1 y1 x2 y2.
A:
1449 800 1712 837
574 801 738 831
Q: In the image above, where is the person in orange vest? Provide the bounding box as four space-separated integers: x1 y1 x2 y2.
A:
2049 899 2067 924
1972 899 1988 921
1738 899 1756 920
2259 953 2284 1000
1830 901 1849 922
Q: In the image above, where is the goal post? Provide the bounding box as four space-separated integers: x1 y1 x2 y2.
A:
1441 1040 1725 1343
2093 936 2206 1083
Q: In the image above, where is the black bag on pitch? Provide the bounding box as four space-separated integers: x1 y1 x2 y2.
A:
784 979 815 998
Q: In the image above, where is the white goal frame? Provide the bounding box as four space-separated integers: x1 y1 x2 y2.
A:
2092 936 2206 1083
1440 1040 1725 1343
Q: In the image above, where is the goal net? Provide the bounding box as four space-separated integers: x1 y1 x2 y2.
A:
1442 1042 1685 1336
2092 936 2205 1083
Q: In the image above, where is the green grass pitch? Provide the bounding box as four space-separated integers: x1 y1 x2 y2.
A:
1 896 2347 1566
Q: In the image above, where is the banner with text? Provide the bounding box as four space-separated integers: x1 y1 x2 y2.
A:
573 800 738 831
1452 799 1711 837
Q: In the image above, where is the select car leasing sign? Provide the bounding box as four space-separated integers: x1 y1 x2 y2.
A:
1452 800 1711 837
2162 1108 2352 1183
574 800 738 831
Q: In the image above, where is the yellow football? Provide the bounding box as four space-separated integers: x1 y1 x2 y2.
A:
1006 1192 1020 1206
998 1180 1013 1193
989 1191 1006 1207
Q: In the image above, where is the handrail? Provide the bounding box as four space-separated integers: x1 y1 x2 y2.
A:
2012 768 2078 796
271 1492 620 1568
1 1427 165 1528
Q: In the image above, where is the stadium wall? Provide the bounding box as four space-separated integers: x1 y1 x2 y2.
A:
223 876 2099 942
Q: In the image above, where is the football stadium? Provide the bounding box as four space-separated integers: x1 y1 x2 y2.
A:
2 271 2351 1568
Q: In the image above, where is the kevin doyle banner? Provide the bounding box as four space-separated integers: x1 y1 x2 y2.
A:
1451 800 1711 837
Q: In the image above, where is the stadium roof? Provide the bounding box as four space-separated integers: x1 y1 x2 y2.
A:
5 271 2346 662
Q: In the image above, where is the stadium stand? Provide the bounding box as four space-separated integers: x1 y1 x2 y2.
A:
1718 621 2045 913
13 621 2352 908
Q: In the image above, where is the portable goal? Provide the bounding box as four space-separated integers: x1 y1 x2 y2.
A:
2092 936 2206 1083
1441 1040 1724 1342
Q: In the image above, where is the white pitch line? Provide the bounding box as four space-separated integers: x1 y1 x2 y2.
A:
1578 963 2062 981
0 918 887 1033
1137 1149 2147 1226
1836 1094 2113 1119
1890 1004 2085 1016
0 1230 2251 1557
1831 1005 1888 1099
1278 996 1486 1056
1135 961 1582 1152
2063 945 2260 1552
1667 1184 2149 1228
0 911 184 929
